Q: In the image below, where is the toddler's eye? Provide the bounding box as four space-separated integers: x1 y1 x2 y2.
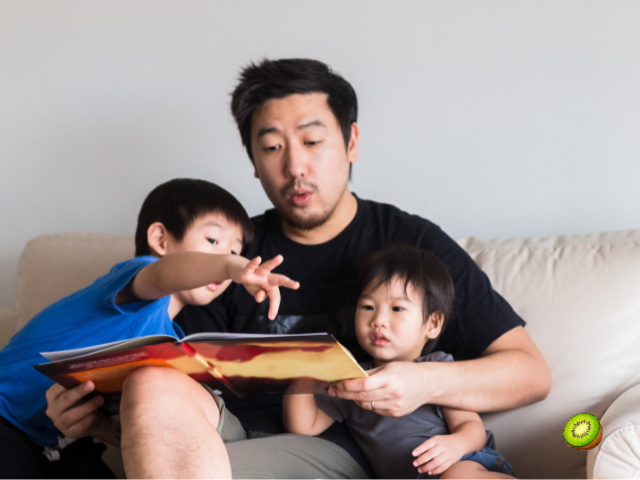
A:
391 306 404 312
230 250 239 255
207 238 218 245
361 305 374 311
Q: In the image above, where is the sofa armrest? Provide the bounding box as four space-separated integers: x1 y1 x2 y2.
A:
0 307 16 349
588 383 640 478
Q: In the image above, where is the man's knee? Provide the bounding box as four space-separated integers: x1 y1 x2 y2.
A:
121 367 220 428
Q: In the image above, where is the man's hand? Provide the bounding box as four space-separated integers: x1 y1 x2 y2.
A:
328 361 426 417
412 435 465 476
45 381 116 444
228 255 300 320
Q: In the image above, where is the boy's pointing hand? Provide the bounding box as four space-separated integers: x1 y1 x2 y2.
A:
230 255 300 320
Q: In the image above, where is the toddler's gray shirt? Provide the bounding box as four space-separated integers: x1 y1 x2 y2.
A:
315 351 455 479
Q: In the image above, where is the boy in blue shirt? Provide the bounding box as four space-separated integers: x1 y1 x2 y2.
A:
0 178 299 479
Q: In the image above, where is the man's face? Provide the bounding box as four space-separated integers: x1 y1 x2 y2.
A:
250 93 358 230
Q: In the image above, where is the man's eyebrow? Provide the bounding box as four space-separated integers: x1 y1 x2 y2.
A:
256 127 280 139
297 120 325 131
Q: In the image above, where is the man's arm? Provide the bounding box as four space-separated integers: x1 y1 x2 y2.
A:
329 326 551 416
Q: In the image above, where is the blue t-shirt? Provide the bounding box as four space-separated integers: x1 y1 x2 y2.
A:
0 256 183 447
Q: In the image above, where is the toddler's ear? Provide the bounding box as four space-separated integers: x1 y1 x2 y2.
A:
425 312 444 339
147 222 169 256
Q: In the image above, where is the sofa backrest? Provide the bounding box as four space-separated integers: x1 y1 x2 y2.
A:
12 229 640 478
459 230 640 478
15 233 134 330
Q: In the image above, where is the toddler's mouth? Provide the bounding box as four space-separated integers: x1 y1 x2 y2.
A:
206 283 219 292
371 333 389 346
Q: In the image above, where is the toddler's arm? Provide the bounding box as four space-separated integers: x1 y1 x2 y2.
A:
121 253 298 319
282 393 335 436
412 407 486 476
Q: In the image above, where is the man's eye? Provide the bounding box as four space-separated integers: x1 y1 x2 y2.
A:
207 238 218 245
306 140 321 146
391 306 404 312
265 145 280 152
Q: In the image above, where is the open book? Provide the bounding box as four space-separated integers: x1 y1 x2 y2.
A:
34 332 368 414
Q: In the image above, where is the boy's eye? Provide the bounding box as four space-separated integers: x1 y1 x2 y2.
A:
306 140 321 146
391 306 404 312
207 238 218 245
265 145 280 152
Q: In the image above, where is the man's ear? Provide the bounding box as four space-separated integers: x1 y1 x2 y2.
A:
147 222 170 257
425 312 444 339
253 169 259 178
347 122 359 165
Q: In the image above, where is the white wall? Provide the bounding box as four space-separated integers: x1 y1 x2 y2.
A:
1 0 639 308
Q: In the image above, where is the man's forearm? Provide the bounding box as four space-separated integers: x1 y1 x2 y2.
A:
421 347 550 412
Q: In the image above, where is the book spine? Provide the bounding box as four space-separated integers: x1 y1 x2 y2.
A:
182 342 244 398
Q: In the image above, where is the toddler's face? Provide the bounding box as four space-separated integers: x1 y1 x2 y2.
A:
355 277 441 365
165 212 244 305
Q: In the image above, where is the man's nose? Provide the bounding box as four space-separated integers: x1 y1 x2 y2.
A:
283 141 308 179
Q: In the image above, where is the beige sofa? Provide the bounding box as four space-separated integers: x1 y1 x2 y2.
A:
2 230 640 479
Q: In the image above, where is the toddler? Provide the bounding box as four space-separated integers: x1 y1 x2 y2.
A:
283 244 514 479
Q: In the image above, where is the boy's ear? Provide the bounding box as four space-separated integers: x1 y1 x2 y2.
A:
425 312 444 339
147 222 170 257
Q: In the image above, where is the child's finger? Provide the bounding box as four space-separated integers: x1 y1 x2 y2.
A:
254 255 283 275
414 446 441 468
420 453 446 475
430 459 452 476
267 287 281 320
413 438 435 457
269 274 299 290
254 289 267 303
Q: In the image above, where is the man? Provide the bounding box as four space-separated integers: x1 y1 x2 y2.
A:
47 58 551 478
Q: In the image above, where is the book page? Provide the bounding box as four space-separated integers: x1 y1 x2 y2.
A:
188 333 368 395
40 335 178 362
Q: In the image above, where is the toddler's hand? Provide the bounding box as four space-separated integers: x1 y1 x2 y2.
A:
412 434 465 476
230 255 299 320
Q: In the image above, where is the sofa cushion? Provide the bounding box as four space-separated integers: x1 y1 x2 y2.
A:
459 230 640 478
15 233 134 330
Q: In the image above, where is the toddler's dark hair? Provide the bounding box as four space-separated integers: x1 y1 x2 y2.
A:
135 179 254 257
356 244 455 351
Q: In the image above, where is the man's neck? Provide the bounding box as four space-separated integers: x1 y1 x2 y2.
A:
281 190 358 245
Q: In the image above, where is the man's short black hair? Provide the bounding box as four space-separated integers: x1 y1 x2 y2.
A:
230 58 358 163
134 178 254 257
356 244 455 353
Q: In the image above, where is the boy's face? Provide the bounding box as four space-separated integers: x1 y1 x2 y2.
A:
165 212 244 306
355 277 442 365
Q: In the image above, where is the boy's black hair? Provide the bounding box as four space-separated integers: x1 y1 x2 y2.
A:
355 244 455 354
230 58 358 164
134 178 254 257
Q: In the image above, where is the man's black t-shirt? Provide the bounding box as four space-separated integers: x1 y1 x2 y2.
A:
175 195 525 473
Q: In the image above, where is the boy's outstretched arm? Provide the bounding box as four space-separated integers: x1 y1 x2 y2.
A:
122 253 298 319
282 394 335 436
